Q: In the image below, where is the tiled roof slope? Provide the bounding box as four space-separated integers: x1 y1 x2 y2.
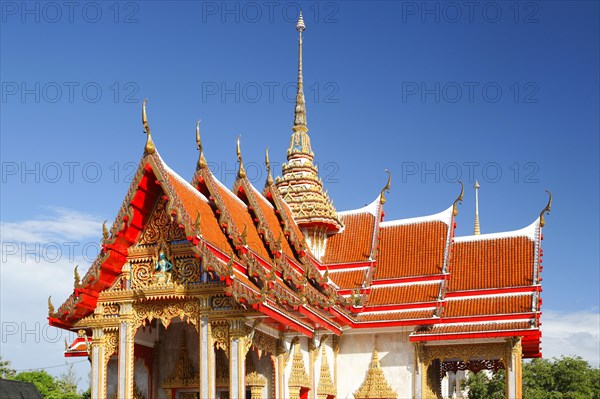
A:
448 237 535 291
323 211 376 264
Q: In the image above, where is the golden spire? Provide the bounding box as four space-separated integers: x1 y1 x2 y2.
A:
380 170 392 205
294 12 307 129
452 180 464 217
474 180 481 235
196 120 207 169
236 135 246 178
539 190 552 227
265 147 273 185
142 98 156 155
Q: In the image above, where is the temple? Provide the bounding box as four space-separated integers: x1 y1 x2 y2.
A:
49 14 550 399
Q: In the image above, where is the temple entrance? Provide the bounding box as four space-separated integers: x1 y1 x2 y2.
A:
415 339 523 399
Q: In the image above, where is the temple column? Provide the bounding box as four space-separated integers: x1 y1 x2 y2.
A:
414 343 438 399
505 338 523 399
199 297 215 399
91 328 107 399
117 301 135 399
228 319 248 399
308 337 316 399
276 336 288 399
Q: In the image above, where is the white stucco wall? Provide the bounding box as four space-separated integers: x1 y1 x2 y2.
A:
336 331 414 399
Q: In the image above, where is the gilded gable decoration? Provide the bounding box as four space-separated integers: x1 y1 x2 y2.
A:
354 344 397 399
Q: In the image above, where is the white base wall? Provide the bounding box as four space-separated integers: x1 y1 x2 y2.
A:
336 331 414 399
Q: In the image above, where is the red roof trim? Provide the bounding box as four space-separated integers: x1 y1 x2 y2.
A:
446 285 541 298
409 329 540 342
372 274 447 285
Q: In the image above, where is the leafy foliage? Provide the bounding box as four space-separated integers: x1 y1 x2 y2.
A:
522 356 600 399
0 355 16 379
463 356 600 399
464 369 505 399
1 356 88 399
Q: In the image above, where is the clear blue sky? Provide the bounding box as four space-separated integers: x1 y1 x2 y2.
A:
1 0 598 380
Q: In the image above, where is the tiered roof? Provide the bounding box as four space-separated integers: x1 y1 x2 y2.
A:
49 16 550 359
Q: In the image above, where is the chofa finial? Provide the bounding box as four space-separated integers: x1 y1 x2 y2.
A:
380 170 392 205
539 190 552 227
142 99 156 155
453 180 464 217
48 296 55 316
101 220 109 243
73 265 81 288
196 120 207 169
265 147 273 185
237 136 246 178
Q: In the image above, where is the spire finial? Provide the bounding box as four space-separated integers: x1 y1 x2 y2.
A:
196 120 207 169
380 170 392 205
142 99 156 155
237 136 246 178
474 180 481 235
293 11 307 130
539 190 552 227
452 180 464 216
265 147 273 185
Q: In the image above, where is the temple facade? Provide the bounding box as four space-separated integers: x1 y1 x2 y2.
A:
49 14 550 399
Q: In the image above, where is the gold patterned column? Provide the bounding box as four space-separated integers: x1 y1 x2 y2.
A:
90 328 107 399
505 338 523 399
414 343 437 399
117 301 135 399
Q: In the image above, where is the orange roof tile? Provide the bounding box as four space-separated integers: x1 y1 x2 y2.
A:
375 222 448 279
250 187 296 259
356 309 433 322
413 321 533 335
164 169 232 254
323 212 375 264
444 295 533 317
212 180 271 261
367 284 440 306
328 269 367 290
448 238 535 292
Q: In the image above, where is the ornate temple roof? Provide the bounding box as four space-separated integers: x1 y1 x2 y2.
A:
48 16 551 359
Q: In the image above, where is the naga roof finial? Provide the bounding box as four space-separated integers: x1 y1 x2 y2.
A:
196 120 207 169
265 147 273 185
380 170 392 205
48 296 55 316
539 190 552 227
237 135 246 178
142 99 156 155
452 180 464 217
73 265 81 288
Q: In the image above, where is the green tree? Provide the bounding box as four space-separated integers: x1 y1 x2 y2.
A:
463 356 600 399
13 370 56 398
464 369 505 399
12 365 84 399
0 355 16 379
